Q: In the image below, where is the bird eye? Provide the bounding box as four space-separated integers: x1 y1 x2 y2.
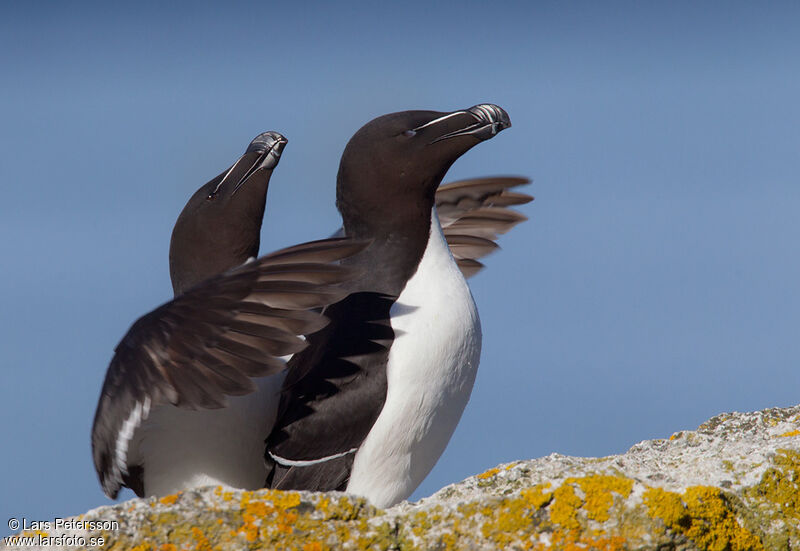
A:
206 192 217 201
402 130 416 137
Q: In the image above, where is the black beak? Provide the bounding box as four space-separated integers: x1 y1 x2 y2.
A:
428 104 511 144
211 131 288 197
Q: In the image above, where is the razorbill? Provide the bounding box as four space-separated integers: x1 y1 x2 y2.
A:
91 132 365 498
266 104 517 507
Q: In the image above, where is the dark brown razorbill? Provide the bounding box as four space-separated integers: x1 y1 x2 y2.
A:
265 104 517 507
91 132 366 498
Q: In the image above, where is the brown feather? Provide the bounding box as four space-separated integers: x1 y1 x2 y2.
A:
435 176 532 278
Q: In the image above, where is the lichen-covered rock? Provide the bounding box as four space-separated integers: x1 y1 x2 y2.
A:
3 405 799 550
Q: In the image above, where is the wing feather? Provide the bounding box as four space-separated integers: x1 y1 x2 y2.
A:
435 176 533 277
91 237 367 498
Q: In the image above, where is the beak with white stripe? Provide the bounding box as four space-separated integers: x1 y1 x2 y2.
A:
169 132 287 295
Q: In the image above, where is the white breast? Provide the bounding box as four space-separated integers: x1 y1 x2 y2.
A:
130 372 285 497
346 208 482 507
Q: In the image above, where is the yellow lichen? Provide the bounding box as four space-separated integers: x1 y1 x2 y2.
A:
477 467 500 480
158 493 179 506
53 450 800 551
520 482 553 509
476 483 553 547
642 487 689 527
271 489 302 509
575 475 633 522
744 448 800 548
778 429 800 437
213 486 235 502
479 500 530 546
747 449 800 518
20 530 50 539
440 532 458 549
549 483 582 531
548 531 627 551
644 486 763 551
410 510 432 537
546 474 633 534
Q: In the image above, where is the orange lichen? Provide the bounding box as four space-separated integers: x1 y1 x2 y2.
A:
190 527 213 551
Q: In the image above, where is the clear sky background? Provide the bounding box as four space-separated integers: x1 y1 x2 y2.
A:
2 1 799 531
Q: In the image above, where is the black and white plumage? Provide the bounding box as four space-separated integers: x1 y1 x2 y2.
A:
91 115 531 504
91 133 366 498
265 104 524 507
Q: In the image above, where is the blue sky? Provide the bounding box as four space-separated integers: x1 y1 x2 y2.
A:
2 1 800 531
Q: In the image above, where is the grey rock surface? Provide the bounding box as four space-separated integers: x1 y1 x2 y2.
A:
3 405 799 550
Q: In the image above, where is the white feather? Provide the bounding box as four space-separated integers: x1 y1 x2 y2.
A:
112 396 150 487
269 448 358 467
346 208 482 507
130 373 285 497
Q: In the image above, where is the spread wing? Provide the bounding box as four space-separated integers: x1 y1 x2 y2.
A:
436 176 533 278
91 237 366 498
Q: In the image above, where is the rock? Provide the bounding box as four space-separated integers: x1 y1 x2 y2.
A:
3 405 799 550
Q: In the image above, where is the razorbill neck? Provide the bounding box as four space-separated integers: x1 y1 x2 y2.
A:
91 132 365 498
266 104 517 507
330 176 533 277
